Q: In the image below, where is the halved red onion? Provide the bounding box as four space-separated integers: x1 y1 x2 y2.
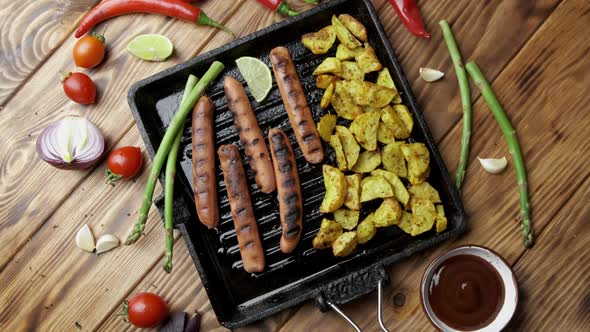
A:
36 117 105 169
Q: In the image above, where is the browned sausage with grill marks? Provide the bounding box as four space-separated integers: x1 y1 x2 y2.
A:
268 128 302 253
218 144 265 273
224 77 276 193
270 46 324 164
192 96 219 229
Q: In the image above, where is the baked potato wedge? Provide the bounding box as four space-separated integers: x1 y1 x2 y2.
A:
320 82 336 109
330 134 348 171
344 174 362 210
350 110 381 151
363 81 396 108
334 208 360 230
436 205 447 233
302 25 337 55
397 211 413 235
381 105 410 139
312 218 343 249
331 15 362 49
333 231 358 257
401 143 430 185
373 198 402 227
394 105 413 136
317 114 337 142
335 126 360 168
357 214 377 244
340 80 366 105
411 198 437 236
371 169 410 206
317 74 337 89
338 14 367 42
336 44 363 61
377 121 395 144
320 164 347 213
332 81 364 120
355 44 382 74
313 57 342 75
360 175 394 202
409 182 441 203
381 142 407 178
340 61 364 83
376 68 401 104
351 150 381 173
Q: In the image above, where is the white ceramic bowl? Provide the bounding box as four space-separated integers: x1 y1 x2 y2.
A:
420 245 518 332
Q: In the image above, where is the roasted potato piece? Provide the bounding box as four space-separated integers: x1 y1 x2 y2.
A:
401 143 430 185
331 15 362 49
360 175 394 202
338 14 368 42
316 74 337 89
340 80 366 105
313 57 342 75
381 105 410 139
351 150 381 173
371 169 410 206
313 218 343 249
329 134 348 171
332 82 364 120
340 61 364 83
409 182 441 203
357 214 377 244
436 205 447 233
394 105 413 136
397 211 413 235
336 44 363 61
350 110 381 151
344 174 362 210
381 142 407 178
335 126 360 168
333 231 358 257
373 198 402 227
334 208 360 230
377 122 395 144
320 165 347 213
363 81 396 108
355 45 382 74
320 82 335 109
302 25 337 55
411 199 437 236
377 68 401 104
317 114 337 142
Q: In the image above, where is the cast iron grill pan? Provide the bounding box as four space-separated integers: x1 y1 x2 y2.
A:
128 0 466 328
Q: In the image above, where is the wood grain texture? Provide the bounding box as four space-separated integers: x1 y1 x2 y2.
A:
280 0 589 330
0 0 241 269
0 0 100 106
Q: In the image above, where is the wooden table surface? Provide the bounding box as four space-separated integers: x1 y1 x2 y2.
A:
1 0 589 331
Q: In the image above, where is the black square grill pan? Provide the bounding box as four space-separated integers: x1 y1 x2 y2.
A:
128 0 466 328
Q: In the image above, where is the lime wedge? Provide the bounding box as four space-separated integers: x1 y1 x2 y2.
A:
236 57 273 103
127 34 174 61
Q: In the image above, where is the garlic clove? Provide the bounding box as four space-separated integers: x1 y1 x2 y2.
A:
96 234 120 254
419 67 445 82
478 156 508 174
76 224 95 252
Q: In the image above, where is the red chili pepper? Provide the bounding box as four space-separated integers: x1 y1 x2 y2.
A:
75 0 233 38
257 0 299 17
389 0 431 38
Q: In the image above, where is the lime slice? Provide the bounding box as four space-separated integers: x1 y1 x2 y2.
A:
127 34 174 61
236 57 273 103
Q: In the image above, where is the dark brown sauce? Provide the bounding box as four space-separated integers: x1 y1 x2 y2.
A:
428 254 504 331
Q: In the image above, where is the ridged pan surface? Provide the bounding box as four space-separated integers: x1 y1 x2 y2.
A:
128 0 466 328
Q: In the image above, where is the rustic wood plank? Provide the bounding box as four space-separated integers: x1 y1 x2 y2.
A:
0 0 242 269
280 0 589 330
0 0 100 106
509 177 590 332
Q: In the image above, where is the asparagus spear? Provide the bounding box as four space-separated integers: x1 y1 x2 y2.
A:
440 20 472 190
163 74 198 273
125 61 225 245
465 61 533 248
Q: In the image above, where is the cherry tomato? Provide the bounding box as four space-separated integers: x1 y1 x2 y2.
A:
106 146 143 185
73 34 106 68
61 72 96 104
125 292 169 328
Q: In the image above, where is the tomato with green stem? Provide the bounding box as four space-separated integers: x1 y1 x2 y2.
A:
121 292 169 328
73 30 106 68
61 72 97 104
106 146 143 186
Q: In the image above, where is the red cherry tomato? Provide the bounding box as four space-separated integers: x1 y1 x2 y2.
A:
126 292 169 328
73 34 106 68
61 72 96 104
106 146 143 185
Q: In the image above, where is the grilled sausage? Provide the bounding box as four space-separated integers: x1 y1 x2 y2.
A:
224 77 276 194
268 129 302 253
218 144 265 273
192 96 219 228
270 46 324 164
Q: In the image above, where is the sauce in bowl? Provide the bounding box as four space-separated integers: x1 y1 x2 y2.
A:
428 254 505 331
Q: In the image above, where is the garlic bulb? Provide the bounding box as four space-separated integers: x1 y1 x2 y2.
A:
478 157 508 174
76 224 95 252
419 67 445 82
